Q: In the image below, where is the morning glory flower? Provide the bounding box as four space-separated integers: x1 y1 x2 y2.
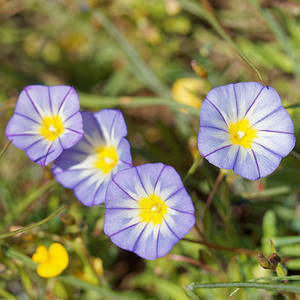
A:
5 85 83 166
198 82 295 180
52 109 132 206
104 163 195 260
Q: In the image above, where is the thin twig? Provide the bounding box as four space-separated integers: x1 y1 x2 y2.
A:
0 205 66 239
178 0 264 84
0 140 12 161
291 150 300 161
202 171 225 223
165 254 218 274
182 237 260 256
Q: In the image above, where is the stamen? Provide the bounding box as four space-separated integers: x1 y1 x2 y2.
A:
151 206 157 212
40 115 64 141
139 194 168 225
229 118 257 148
94 146 118 174
237 130 245 139
49 124 57 132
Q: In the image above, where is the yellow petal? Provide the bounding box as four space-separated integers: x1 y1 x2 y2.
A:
32 245 49 263
37 262 63 278
48 243 69 271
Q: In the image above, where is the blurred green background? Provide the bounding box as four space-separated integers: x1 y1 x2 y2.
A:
0 0 300 299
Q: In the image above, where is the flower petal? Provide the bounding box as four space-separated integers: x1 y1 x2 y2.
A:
232 82 263 120
251 142 282 177
164 187 194 213
233 147 260 180
155 165 188 202
25 138 63 167
116 139 132 166
205 83 238 124
135 163 165 196
60 112 83 149
74 176 105 206
255 131 295 158
5 114 41 149
253 107 294 133
94 109 128 143
165 210 195 238
200 99 229 130
23 85 51 118
49 86 79 119
245 85 283 125
105 179 139 209
112 166 148 200
156 220 180 258
133 224 160 260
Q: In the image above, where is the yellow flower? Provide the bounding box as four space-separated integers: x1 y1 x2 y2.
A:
32 243 69 278
172 78 210 109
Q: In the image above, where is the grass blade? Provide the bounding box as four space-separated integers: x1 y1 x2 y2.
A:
92 10 170 98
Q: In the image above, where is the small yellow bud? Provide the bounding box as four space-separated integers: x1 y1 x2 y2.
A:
172 78 210 109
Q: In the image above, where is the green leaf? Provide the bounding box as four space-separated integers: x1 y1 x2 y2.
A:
188 281 300 293
273 236 300 247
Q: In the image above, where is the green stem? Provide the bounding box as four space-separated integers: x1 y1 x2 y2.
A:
188 281 300 293
0 205 66 239
284 103 300 109
178 0 264 84
78 94 199 116
183 153 203 183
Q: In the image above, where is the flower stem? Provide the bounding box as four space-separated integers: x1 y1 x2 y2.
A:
182 237 260 256
183 153 203 183
0 140 11 162
291 150 300 161
0 205 66 239
165 254 218 274
202 170 225 223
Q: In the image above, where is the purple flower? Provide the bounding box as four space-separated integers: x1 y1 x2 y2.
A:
198 82 295 180
52 109 132 206
6 85 83 166
104 163 195 260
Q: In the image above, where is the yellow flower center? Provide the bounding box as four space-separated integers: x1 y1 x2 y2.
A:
228 118 257 148
94 145 118 174
138 194 168 225
39 115 64 141
32 243 69 278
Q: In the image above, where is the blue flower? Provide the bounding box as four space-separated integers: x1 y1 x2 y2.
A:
104 163 195 260
198 82 295 180
52 109 132 206
6 85 83 166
